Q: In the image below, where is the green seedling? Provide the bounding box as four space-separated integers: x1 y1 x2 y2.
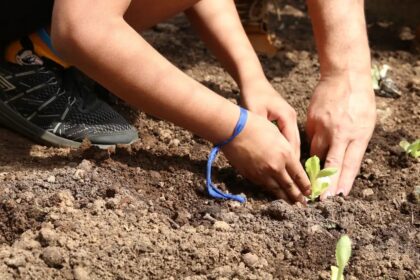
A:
305 155 337 202
399 139 420 158
371 64 390 90
331 235 352 280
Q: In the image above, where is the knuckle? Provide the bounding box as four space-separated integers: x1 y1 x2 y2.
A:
283 181 295 191
325 156 340 166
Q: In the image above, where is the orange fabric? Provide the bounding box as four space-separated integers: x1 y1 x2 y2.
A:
4 33 69 67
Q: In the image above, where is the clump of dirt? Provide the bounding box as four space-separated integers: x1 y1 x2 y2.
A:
0 3 419 280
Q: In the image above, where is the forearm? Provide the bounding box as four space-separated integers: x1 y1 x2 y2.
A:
307 0 371 80
185 0 266 89
52 15 239 144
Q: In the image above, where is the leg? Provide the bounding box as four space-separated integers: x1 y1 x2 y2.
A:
124 0 200 32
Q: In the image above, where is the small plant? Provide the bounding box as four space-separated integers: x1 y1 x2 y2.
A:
399 139 420 158
305 155 337 202
331 235 352 280
371 64 390 90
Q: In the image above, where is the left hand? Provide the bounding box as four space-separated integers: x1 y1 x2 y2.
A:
306 72 376 199
241 79 301 158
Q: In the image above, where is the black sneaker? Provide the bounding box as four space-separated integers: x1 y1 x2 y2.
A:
0 60 138 148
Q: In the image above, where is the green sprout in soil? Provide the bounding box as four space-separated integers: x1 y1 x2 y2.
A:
331 235 352 280
399 139 420 158
371 64 390 90
305 155 337 202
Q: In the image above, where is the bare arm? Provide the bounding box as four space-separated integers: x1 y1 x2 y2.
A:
306 0 376 198
186 0 302 157
51 0 311 203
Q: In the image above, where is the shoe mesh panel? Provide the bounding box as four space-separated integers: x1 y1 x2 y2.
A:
0 61 136 143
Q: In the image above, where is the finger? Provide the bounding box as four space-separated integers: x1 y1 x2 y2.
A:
310 133 329 160
285 157 311 196
320 139 348 200
264 177 291 204
273 170 307 204
276 119 301 159
337 140 367 196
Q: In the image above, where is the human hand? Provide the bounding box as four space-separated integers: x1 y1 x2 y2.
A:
222 111 311 204
240 79 301 158
306 73 376 199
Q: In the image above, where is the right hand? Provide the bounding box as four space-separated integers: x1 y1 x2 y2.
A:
222 111 311 204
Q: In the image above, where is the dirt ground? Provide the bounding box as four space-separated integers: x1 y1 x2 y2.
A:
0 3 419 280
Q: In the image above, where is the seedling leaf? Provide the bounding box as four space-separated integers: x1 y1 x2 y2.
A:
318 167 338 178
331 235 352 280
305 156 338 201
399 139 420 159
305 155 320 181
371 66 380 90
336 235 352 269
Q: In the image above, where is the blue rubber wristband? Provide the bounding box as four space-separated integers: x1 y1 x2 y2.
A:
206 107 248 203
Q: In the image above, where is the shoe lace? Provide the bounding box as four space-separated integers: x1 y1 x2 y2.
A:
62 67 98 111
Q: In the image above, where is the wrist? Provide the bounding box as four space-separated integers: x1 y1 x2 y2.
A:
238 77 271 96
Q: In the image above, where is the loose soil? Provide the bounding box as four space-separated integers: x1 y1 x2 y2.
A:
0 3 419 280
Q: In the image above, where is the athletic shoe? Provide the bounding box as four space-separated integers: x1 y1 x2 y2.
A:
0 60 138 147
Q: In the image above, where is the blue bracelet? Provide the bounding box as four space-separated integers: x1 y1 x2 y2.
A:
206 107 248 203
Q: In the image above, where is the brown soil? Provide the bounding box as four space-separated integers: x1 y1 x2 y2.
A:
0 4 419 280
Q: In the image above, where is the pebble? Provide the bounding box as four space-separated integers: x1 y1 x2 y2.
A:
242 252 259 268
39 228 58 246
73 169 86 180
365 158 373 165
47 175 56 183
362 188 374 198
73 266 90 280
170 139 180 147
5 256 26 268
78 159 93 172
213 221 231 231
41 247 65 268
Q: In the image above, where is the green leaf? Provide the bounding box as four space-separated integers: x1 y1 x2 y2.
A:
408 140 420 158
331 265 342 280
371 66 380 90
336 235 352 271
317 167 338 178
305 156 320 181
400 139 420 158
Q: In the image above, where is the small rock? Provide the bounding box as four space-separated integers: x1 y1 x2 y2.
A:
5 256 26 268
150 171 161 180
365 158 373 165
213 221 231 231
309 224 323 234
242 252 259 268
73 266 90 280
47 175 56 183
362 188 374 198
174 209 192 226
170 139 180 147
39 228 58 246
73 169 86 180
220 212 239 223
77 159 93 172
41 247 65 268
